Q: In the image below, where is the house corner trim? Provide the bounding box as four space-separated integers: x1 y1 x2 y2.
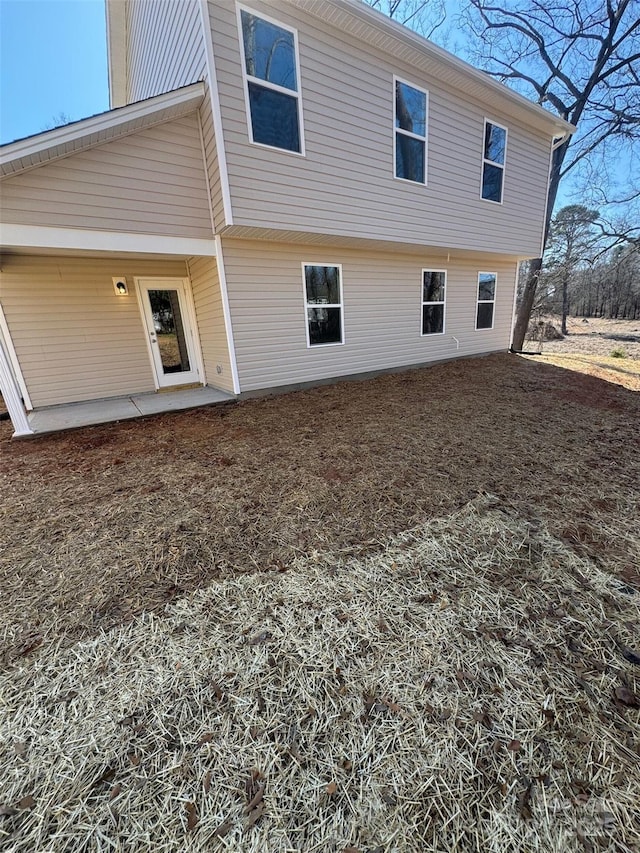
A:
199 0 234 227
214 236 240 394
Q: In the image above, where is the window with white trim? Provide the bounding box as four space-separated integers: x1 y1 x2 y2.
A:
394 78 428 184
239 7 302 153
476 272 497 329
481 120 507 203
303 264 343 346
421 270 446 335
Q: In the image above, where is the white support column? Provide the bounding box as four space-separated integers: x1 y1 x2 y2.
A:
0 321 33 437
0 354 32 437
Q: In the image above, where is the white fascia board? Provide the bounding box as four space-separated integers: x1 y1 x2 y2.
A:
105 0 128 108
1 83 206 176
322 0 575 137
1 224 217 257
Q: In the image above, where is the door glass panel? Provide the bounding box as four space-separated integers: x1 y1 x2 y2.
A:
148 289 190 374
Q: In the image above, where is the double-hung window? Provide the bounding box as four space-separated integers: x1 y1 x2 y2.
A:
421 270 446 335
394 78 428 184
303 264 343 346
239 7 303 154
476 272 497 330
481 120 507 203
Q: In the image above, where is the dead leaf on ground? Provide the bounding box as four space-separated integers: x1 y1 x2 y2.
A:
248 630 272 646
185 802 198 832
614 685 639 707
211 680 224 700
214 819 234 838
203 770 212 794
245 782 265 814
517 782 533 820
620 646 640 665
472 709 493 729
326 781 337 795
13 741 26 758
109 785 121 801
17 796 36 810
245 801 265 829
507 739 522 752
198 733 214 747
381 696 403 714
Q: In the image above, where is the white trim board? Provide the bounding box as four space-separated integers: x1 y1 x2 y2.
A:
1 224 217 257
214 236 241 395
199 0 234 227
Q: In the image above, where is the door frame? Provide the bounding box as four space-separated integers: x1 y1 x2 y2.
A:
133 276 206 390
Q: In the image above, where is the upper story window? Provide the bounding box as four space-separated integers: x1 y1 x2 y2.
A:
476 272 497 329
481 120 507 203
239 7 303 154
303 264 343 346
394 78 428 184
421 270 446 335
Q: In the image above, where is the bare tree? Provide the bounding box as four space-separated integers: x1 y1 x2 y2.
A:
366 0 447 38
462 0 640 350
545 205 600 333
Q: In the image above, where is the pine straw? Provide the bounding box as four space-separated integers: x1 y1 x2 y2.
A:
1 355 639 670
1 498 638 853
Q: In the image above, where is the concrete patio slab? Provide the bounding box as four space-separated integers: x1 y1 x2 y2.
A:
26 386 235 435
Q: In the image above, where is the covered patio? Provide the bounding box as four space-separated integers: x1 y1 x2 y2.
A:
24 386 234 436
0 83 238 438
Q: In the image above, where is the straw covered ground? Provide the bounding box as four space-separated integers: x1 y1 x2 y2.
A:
2 499 639 852
1 353 639 851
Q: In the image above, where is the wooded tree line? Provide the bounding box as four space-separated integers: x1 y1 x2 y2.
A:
368 0 639 342
522 238 640 323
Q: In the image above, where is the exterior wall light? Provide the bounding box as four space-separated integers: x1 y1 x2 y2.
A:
113 277 128 296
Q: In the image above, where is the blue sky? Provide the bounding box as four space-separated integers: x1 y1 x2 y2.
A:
0 0 109 144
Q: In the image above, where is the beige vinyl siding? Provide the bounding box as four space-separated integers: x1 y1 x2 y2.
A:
199 91 225 233
210 0 551 258
1 116 213 238
187 255 234 393
0 254 187 408
122 0 226 232
222 238 517 392
126 0 205 103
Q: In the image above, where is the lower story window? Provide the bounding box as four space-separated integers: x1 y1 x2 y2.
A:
303 264 343 346
422 269 446 334
476 272 497 329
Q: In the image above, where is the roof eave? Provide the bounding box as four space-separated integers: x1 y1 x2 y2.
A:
316 0 575 137
0 83 206 179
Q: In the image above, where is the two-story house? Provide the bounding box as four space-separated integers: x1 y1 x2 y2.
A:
0 0 573 437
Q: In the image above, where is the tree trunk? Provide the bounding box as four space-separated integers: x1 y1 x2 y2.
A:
511 139 569 351
561 274 569 335
511 257 542 350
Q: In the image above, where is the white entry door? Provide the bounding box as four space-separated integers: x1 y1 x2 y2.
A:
137 278 202 388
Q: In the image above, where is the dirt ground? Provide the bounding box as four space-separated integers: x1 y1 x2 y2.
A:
523 316 640 390
1 353 638 668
